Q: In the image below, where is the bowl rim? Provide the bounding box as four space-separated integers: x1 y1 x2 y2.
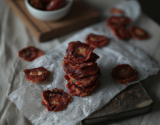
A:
25 0 73 13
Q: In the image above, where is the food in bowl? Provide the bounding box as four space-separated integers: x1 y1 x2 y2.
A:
25 0 72 21
29 0 66 11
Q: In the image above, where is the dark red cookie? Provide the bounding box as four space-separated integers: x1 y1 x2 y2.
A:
42 88 72 112
129 26 150 40
18 46 44 62
85 34 109 48
112 64 138 84
23 67 51 83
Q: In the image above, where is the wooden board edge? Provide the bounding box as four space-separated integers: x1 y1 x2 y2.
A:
85 82 153 120
39 13 100 42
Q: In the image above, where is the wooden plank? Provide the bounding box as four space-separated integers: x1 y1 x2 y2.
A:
5 0 100 42
47 1 99 29
83 83 153 124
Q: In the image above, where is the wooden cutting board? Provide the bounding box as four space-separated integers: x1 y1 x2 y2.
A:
83 83 153 124
5 0 100 42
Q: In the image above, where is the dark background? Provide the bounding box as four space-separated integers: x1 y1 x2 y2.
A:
138 0 160 25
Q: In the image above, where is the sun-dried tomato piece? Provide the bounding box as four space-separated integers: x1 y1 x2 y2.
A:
85 34 109 48
62 60 99 79
86 53 99 63
111 26 131 40
107 16 131 28
46 0 66 11
112 64 138 84
29 0 45 10
42 88 72 112
18 46 44 62
66 80 99 97
64 73 100 88
110 8 124 14
129 26 150 40
23 67 51 83
65 52 99 65
64 41 96 64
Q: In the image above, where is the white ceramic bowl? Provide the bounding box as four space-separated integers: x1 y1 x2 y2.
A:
25 0 73 21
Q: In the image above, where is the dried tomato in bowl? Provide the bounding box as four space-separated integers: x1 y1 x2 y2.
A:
85 34 109 48
112 64 138 85
24 67 51 83
29 0 66 11
111 26 131 40
46 0 66 11
29 0 45 10
18 46 44 62
42 88 72 112
129 26 150 40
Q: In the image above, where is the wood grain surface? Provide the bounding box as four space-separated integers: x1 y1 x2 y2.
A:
5 0 100 42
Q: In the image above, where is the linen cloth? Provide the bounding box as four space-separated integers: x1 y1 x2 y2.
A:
1 0 160 125
7 21 159 125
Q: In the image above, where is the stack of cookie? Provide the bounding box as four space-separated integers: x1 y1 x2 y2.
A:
63 41 100 97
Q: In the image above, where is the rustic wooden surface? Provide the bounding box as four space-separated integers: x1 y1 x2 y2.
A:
5 0 100 42
86 83 152 119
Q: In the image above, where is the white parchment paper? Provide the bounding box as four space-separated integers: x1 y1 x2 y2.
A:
104 0 141 22
8 21 159 125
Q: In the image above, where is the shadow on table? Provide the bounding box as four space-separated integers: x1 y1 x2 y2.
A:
141 71 160 112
